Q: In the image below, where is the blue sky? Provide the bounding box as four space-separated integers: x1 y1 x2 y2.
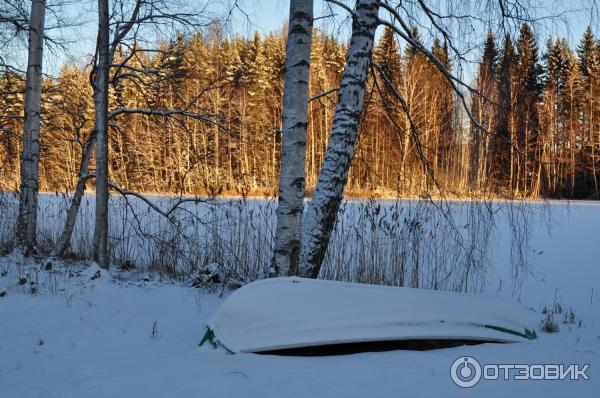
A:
38 0 599 76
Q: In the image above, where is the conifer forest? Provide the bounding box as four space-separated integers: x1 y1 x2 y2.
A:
3 22 600 200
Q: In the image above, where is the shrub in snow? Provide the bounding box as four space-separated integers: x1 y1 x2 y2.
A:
541 313 560 333
80 263 111 281
191 263 223 287
540 301 581 333
563 308 577 325
191 263 247 291
120 260 136 271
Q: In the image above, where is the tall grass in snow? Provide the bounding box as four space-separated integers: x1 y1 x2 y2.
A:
0 192 536 293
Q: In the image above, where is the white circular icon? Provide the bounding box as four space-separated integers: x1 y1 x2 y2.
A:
451 356 482 388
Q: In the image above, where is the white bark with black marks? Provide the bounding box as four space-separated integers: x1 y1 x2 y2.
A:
92 0 110 269
53 132 96 258
299 0 380 278
271 0 314 277
16 0 46 255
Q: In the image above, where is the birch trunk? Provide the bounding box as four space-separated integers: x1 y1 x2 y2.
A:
16 0 46 255
53 132 97 257
92 0 110 269
270 0 313 277
299 0 380 278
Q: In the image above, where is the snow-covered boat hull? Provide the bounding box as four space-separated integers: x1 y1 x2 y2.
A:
208 277 537 353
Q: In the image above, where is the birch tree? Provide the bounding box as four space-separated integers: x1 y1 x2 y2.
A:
299 0 380 277
92 0 110 268
60 0 214 263
271 0 313 277
16 0 45 255
297 0 551 278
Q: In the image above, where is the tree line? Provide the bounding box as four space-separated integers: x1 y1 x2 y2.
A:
3 22 599 200
471 25 600 199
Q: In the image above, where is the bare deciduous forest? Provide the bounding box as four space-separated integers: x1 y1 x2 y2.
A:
3 23 600 199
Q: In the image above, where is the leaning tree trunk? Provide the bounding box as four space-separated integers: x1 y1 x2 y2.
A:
53 132 97 257
270 0 314 277
92 0 110 269
299 0 380 278
16 0 46 255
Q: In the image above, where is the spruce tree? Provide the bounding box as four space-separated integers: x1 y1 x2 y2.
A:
577 26 595 77
516 23 542 97
470 31 498 187
495 34 516 184
374 26 402 84
515 23 542 193
431 37 454 173
482 31 498 76
405 26 422 59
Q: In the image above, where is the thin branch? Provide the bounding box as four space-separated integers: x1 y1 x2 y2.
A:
308 87 339 102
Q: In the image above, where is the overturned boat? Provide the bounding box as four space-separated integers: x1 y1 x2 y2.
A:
207 277 537 354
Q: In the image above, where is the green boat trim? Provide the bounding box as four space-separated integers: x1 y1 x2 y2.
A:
484 324 537 340
199 327 218 348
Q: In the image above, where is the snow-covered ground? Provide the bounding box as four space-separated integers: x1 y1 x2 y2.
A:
1 201 599 397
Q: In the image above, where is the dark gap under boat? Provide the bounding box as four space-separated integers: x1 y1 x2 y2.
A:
257 339 491 356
